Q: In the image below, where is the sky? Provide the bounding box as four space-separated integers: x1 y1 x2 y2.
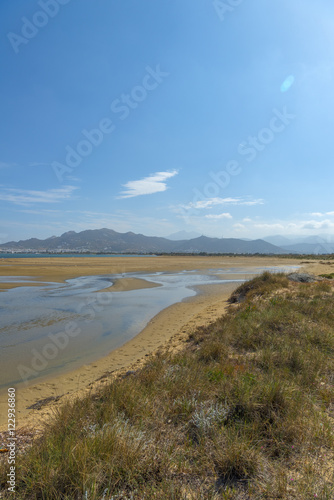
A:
1 0 334 243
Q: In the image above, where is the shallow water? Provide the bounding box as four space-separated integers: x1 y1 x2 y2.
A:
0 266 299 388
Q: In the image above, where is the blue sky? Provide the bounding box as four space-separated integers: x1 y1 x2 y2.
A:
1 0 334 243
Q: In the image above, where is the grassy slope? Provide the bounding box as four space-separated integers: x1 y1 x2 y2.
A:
1 272 333 499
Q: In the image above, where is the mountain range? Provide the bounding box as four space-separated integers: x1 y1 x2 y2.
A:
0 228 289 255
1 228 333 255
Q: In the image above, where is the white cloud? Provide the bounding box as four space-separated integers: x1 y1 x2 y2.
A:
205 213 232 219
310 211 334 217
302 219 334 230
118 170 178 199
254 223 285 231
0 185 78 206
182 197 264 210
253 218 334 233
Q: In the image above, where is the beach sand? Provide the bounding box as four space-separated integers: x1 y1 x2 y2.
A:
99 277 161 292
0 255 328 431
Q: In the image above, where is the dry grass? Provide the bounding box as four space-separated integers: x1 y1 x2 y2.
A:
0 272 333 499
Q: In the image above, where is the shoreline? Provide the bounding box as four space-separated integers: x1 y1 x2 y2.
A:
0 255 325 431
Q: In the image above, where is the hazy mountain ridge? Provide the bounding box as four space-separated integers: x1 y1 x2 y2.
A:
263 234 334 254
0 228 288 254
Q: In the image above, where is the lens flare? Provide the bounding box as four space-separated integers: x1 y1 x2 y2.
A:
280 75 295 92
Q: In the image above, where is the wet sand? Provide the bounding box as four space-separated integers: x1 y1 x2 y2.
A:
99 277 161 292
0 282 49 291
0 255 299 288
0 255 323 431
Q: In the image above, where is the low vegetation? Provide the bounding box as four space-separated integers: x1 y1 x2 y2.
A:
1 272 333 499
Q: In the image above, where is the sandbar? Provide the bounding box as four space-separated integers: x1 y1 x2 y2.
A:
98 277 161 292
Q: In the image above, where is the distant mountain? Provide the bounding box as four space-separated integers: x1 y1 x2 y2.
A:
167 230 201 241
281 243 334 255
262 235 295 247
0 228 289 255
171 236 286 254
263 234 334 254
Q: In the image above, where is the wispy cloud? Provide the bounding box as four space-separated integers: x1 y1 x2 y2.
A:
253 218 334 232
310 211 334 217
28 162 51 167
16 209 63 215
205 213 232 219
0 185 78 206
0 162 14 169
181 197 264 210
118 170 178 199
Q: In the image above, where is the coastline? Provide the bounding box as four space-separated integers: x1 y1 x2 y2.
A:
0 255 324 431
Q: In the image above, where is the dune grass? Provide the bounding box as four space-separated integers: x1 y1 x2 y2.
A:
320 273 334 280
0 272 333 499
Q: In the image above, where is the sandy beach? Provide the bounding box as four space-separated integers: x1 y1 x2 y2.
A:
0 255 329 431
